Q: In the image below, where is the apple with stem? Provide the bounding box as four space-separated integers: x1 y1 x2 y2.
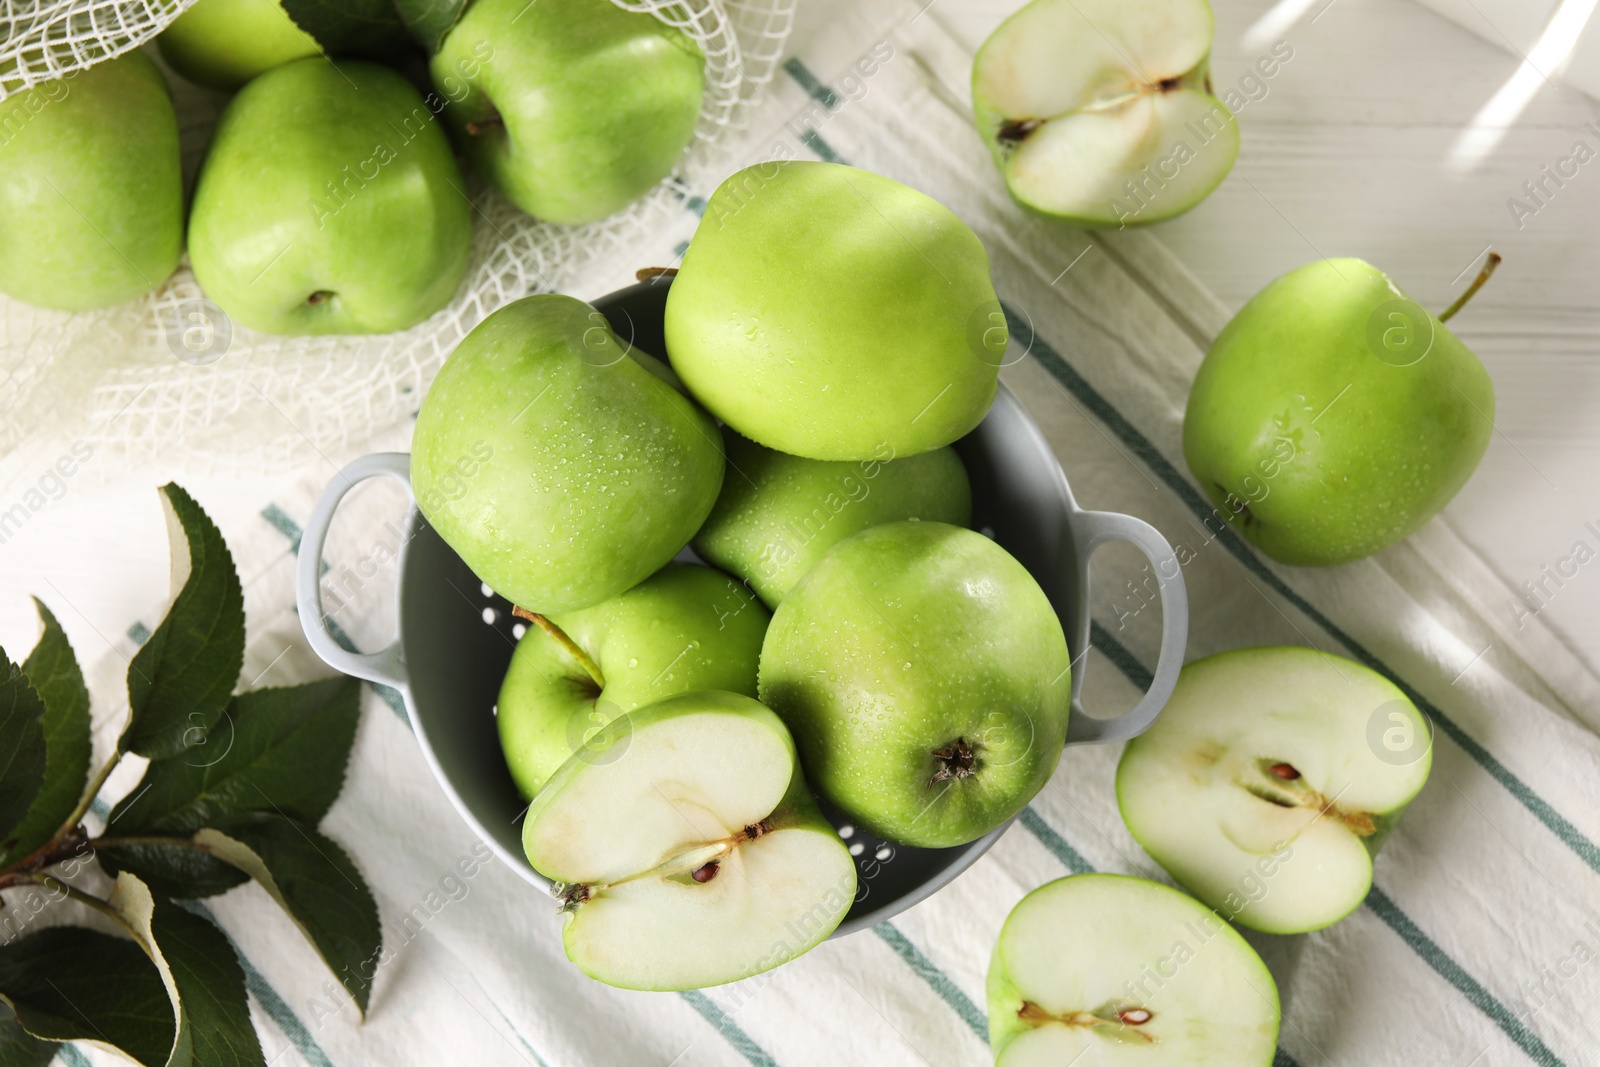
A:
1116 646 1432 934
988 874 1280 1065
664 161 1005 461
188 58 471 335
523 691 855 990
692 430 972 607
432 0 704 225
412 294 724 615
759 521 1071 848
1184 255 1499 566
498 563 770 797
972 0 1239 228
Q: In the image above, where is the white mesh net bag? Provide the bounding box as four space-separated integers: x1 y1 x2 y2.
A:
0 0 795 485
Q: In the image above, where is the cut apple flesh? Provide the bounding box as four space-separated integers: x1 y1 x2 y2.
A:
1116 647 1432 934
523 691 856 990
973 0 1238 224
989 874 1279 1066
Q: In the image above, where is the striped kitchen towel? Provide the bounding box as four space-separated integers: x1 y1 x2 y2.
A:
41 3 1600 1064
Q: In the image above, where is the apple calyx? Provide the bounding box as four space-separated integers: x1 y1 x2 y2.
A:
1241 759 1377 836
513 606 605 689
1016 999 1156 1045
551 819 778 911
1438 250 1501 323
929 737 981 785
306 290 334 306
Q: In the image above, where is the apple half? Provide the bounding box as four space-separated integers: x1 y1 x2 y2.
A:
988 874 1280 1065
972 0 1239 227
523 691 856 990
1116 647 1433 934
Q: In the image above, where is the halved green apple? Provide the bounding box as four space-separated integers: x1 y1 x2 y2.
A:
972 0 1239 227
1116 647 1432 934
523 691 856 990
988 874 1280 1065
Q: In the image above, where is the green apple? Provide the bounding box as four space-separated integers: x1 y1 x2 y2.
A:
412 294 724 615
498 563 770 797
972 0 1238 228
988 874 1280 1065
758 520 1070 848
523 691 855 990
157 0 321 91
1183 258 1496 565
431 0 703 225
692 431 972 607
1116 646 1432 934
188 58 471 335
0 52 182 310
664 161 1004 461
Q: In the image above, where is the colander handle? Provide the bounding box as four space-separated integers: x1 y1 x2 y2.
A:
1063 509 1188 745
295 452 413 690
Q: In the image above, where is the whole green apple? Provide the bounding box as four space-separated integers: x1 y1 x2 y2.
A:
188 58 471 335
431 0 703 225
523 691 855 990
987 874 1279 1065
498 562 770 797
157 0 321 91
972 0 1239 228
758 520 1071 848
664 161 1005 461
412 294 724 615
692 430 972 606
1183 258 1495 566
1117 646 1432 933
0 52 182 311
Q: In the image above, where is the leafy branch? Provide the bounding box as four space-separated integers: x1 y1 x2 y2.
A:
0 485 378 1067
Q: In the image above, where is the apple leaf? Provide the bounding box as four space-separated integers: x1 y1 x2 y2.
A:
0 600 91 868
0 925 174 1066
121 485 245 761
197 813 381 1015
102 676 360 897
391 0 471 52
0 1003 54 1067
97 839 249 900
110 676 360 831
0 656 46 862
279 0 416 59
145 897 267 1067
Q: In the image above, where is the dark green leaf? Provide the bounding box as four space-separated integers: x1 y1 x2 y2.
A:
0 925 174 1066
0 1002 53 1067
98 840 249 900
280 0 416 59
148 897 266 1067
0 656 46 858
121 485 245 761
199 813 381 1015
0 600 91 867
392 0 471 52
109 676 360 834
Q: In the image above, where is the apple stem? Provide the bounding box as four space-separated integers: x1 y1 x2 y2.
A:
464 112 503 137
635 266 679 282
513 607 605 688
1438 251 1501 323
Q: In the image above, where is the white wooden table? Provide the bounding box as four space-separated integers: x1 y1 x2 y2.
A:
895 0 1600 672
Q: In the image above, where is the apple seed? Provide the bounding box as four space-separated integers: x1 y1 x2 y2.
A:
691 862 719 883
